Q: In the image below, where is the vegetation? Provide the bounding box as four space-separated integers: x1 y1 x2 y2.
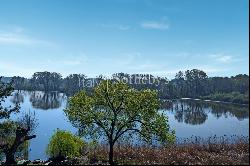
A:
0 77 37 164
63 74 86 95
46 129 85 158
3 69 248 104
64 80 175 165
201 92 249 104
86 138 248 165
31 72 62 92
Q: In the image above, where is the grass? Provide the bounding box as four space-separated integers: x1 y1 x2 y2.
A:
86 136 249 165
7 136 249 165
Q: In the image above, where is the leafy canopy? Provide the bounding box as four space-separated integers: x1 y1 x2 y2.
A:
65 80 175 145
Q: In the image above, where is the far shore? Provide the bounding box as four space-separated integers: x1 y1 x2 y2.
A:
168 98 249 106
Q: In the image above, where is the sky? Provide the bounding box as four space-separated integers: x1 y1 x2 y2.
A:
0 0 249 79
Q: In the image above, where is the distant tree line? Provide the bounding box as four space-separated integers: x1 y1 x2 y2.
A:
1 69 249 104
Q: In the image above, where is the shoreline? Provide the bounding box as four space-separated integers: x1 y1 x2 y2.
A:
7 140 249 165
178 98 249 106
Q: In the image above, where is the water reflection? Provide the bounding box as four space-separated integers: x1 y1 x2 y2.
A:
173 100 208 125
162 100 249 125
209 103 249 121
29 91 66 110
10 92 24 104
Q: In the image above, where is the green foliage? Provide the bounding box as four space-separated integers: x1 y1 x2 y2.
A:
0 77 19 148
65 80 175 144
31 71 62 92
63 74 86 96
46 129 85 158
0 77 19 119
65 80 175 164
201 92 249 104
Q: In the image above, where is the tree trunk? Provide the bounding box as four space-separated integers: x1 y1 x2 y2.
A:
5 151 16 165
3 127 36 165
109 143 114 165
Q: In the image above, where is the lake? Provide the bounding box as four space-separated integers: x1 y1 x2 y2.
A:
3 91 249 160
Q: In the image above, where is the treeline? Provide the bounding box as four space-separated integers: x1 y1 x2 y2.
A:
1 69 249 104
8 72 89 95
167 70 249 104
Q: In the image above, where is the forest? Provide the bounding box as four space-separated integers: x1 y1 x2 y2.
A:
2 69 249 104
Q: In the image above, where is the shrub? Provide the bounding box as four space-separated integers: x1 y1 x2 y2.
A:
46 129 85 158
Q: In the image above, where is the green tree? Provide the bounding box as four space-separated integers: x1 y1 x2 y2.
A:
64 80 175 165
184 69 208 97
63 74 86 96
12 76 26 91
46 129 85 158
31 71 62 91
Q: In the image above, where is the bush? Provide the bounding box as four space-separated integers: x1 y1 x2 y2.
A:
46 129 85 158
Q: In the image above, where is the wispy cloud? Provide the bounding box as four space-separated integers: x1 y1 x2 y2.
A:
47 59 82 66
47 54 88 66
100 19 170 31
141 20 169 30
100 52 142 66
0 33 55 47
0 53 88 77
209 53 234 63
217 56 232 63
0 27 56 47
0 61 40 78
100 23 131 30
118 25 131 30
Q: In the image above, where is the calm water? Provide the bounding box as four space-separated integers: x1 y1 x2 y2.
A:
3 91 249 160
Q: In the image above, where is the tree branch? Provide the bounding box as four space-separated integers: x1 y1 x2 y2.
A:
93 119 110 138
113 128 148 143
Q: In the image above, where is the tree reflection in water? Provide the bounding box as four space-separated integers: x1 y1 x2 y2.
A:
29 91 65 110
209 102 249 121
173 100 208 125
162 99 249 125
10 92 24 104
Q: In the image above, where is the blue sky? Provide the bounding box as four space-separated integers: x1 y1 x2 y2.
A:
0 0 249 78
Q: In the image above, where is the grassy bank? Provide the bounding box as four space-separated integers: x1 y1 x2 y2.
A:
3 136 249 165
200 92 249 105
76 136 249 165
86 142 249 165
